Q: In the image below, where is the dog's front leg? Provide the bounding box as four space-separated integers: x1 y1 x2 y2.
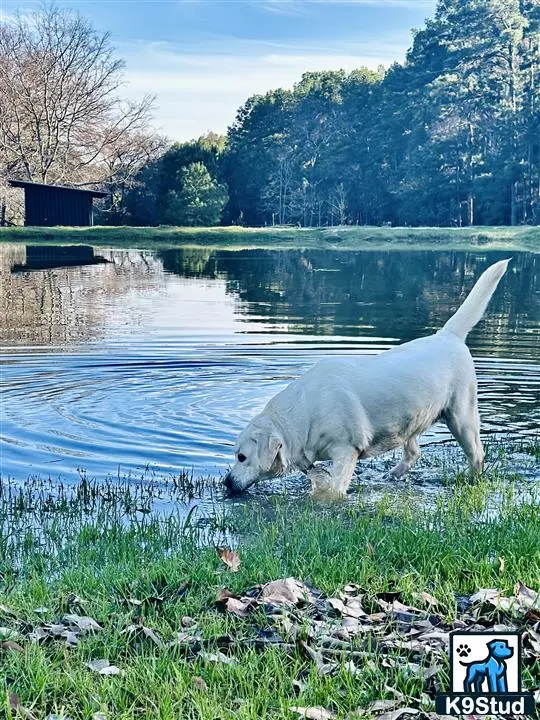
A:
308 447 358 498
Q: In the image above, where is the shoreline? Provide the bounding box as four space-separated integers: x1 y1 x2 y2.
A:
1 224 539 253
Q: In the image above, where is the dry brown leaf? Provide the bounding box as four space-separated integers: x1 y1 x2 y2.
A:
199 650 236 666
123 623 164 646
217 548 241 572
367 699 401 712
1 639 24 653
216 588 236 603
192 675 208 691
62 614 101 632
290 707 337 720
86 659 124 676
8 692 37 720
224 597 252 617
377 708 420 720
515 581 540 619
299 640 338 676
416 591 438 607
261 578 314 606
328 597 347 614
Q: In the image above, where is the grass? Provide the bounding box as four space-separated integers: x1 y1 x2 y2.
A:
1 443 539 719
1 224 539 252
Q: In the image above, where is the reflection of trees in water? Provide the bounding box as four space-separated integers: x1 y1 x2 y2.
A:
0 245 165 346
2 244 537 361
159 248 538 358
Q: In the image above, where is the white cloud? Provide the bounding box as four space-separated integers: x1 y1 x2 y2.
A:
121 35 409 141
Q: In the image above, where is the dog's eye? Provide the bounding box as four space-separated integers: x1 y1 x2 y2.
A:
238 453 247 463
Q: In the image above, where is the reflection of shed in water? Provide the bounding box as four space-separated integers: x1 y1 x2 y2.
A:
11 245 109 272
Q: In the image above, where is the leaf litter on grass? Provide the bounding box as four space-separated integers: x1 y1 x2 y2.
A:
2 578 539 719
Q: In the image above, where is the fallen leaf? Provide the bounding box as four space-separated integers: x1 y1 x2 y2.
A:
367 700 401 712
199 650 236 665
418 591 438 607
8 692 37 719
216 588 236 603
290 707 337 720
1 639 24 652
217 548 241 572
192 676 208 691
328 597 347 614
86 659 124 676
123 624 164 647
261 578 314 606
224 597 253 617
498 557 505 573
515 581 540 619
469 588 500 604
377 708 420 720
62 614 101 632
299 640 337 676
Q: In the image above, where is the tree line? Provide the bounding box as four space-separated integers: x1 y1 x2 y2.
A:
2 0 539 228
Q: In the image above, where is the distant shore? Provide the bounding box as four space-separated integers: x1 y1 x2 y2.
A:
1 224 539 252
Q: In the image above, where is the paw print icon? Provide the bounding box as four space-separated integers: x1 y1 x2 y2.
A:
456 643 471 658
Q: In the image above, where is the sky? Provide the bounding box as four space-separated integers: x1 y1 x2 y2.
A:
0 0 438 142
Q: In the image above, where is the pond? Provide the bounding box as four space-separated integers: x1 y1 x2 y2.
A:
0 243 538 501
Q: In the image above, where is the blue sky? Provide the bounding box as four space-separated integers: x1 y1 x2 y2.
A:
1 0 437 141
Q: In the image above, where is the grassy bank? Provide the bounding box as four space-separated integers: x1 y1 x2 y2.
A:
1 445 539 719
1 224 539 252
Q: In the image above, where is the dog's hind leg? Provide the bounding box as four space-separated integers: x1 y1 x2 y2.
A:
444 392 484 473
385 438 421 479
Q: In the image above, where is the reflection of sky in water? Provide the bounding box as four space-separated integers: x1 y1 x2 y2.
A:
0 244 538 487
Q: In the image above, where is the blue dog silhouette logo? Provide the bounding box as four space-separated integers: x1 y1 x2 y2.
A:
435 631 535 716
459 638 514 693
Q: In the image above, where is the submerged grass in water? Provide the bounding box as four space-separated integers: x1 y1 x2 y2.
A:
0 442 539 718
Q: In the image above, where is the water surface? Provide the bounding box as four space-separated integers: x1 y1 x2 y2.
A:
1 244 538 492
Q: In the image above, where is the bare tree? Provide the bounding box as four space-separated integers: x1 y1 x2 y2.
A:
0 4 158 214
99 129 167 224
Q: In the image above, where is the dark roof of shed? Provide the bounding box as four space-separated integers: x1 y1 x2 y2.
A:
8 180 108 198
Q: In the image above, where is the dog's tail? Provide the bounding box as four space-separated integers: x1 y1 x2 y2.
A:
442 259 511 341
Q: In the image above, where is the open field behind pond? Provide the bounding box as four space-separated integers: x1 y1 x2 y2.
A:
1 225 540 252
1 442 539 720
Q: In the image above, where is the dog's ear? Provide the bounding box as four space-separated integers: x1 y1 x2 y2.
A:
255 420 283 472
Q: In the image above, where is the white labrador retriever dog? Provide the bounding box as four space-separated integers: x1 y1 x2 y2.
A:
224 259 510 495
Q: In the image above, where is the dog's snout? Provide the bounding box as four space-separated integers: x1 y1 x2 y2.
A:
223 472 233 489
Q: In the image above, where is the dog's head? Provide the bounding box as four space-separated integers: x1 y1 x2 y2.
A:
487 639 513 660
224 415 285 493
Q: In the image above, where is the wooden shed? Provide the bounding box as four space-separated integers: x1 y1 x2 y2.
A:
8 180 108 227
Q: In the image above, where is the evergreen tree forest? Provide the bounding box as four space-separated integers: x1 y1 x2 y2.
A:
124 0 540 228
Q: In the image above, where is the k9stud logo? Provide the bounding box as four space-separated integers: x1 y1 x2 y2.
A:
435 631 535 716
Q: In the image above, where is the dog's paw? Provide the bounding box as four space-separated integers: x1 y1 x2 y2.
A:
457 644 471 658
